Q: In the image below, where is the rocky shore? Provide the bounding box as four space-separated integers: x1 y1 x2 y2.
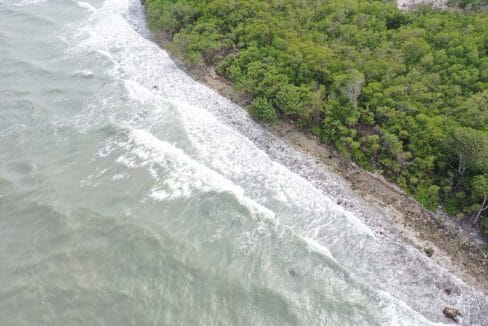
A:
147 18 488 296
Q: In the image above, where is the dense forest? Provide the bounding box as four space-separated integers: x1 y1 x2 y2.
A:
144 0 488 236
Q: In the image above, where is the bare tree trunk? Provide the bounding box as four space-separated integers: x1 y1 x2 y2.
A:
472 196 487 225
455 154 465 188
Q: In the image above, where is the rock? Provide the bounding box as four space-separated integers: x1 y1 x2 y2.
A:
444 288 452 295
424 247 434 257
443 307 461 322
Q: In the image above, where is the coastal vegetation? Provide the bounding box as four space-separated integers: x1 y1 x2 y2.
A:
144 0 488 236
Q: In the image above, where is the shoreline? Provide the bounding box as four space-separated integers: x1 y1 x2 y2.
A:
147 26 488 294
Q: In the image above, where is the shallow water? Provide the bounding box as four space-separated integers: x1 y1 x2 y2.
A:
0 0 486 325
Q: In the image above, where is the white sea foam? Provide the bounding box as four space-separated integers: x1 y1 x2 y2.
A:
74 69 95 78
66 0 376 242
5 0 46 6
59 0 488 324
118 128 348 265
166 99 376 239
112 173 125 181
123 79 154 104
76 1 97 13
1 0 484 324
121 129 271 215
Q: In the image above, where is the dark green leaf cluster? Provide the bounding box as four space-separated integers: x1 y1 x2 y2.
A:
145 0 488 236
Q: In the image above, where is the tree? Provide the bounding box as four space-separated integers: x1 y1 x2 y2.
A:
334 70 365 109
275 84 313 122
145 0 488 234
249 97 277 122
455 90 488 130
446 127 488 183
472 174 488 225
